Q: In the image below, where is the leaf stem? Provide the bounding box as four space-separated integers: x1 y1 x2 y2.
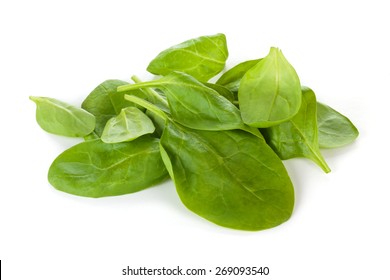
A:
131 75 169 108
117 78 163 92
124 95 168 122
313 152 331 173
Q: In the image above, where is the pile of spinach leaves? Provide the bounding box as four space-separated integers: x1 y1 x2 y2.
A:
30 33 358 231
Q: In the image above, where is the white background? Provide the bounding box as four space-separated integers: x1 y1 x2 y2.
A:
1 0 389 279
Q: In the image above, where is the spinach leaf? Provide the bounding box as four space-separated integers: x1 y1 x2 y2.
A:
147 33 229 82
119 72 261 137
160 120 294 231
30 96 95 137
48 137 168 198
238 48 302 127
101 107 155 143
317 102 359 148
216 58 261 93
81 80 146 136
263 87 331 173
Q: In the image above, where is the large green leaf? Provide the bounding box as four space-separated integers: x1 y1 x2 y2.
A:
317 102 359 148
48 137 168 198
30 96 95 137
263 87 330 173
147 33 228 82
160 121 294 231
238 47 302 127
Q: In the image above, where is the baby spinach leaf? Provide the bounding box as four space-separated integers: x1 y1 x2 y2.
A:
263 87 331 173
317 102 359 148
147 33 229 82
160 120 294 231
81 80 130 136
81 80 147 136
238 47 302 127
119 72 261 137
216 58 261 93
48 136 168 198
101 107 155 143
30 96 95 137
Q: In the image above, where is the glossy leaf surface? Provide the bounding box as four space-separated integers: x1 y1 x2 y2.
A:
317 102 359 148
160 121 294 231
81 80 146 136
147 33 228 82
119 72 260 137
216 58 261 93
48 137 168 197
239 48 302 127
30 96 95 137
263 87 330 173
101 107 155 143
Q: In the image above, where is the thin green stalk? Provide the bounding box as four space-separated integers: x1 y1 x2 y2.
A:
131 75 169 108
118 79 163 92
124 95 168 122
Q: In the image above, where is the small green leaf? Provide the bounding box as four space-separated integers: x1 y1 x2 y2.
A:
263 87 331 173
239 47 302 127
81 80 129 136
30 96 95 137
317 102 359 148
48 137 168 198
147 33 229 82
101 107 155 143
81 80 147 136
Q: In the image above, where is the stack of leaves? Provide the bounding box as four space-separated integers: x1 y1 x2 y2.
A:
30 33 359 231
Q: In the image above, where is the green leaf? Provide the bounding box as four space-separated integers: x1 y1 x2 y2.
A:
263 87 331 173
30 96 95 137
216 58 261 93
317 102 359 148
160 121 294 231
81 80 146 136
238 47 302 127
48 137 168 198
119 72 261 137
101 107 155 143
147 33 229 82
